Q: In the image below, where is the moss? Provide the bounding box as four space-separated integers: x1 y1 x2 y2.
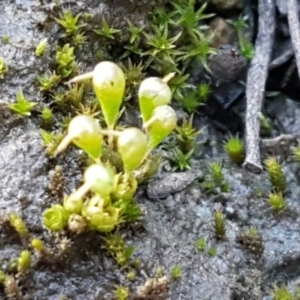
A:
214 210 226 239
237 227 264 257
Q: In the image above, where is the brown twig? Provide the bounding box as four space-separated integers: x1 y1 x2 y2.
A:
242 0 276 174
287 0 300 78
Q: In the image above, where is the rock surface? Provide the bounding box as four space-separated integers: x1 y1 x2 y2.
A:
1 0 300 299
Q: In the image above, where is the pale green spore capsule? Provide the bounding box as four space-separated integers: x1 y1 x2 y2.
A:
138 77 172 123
146 105 177 151
82 164 115 198
117 128 148 173
55 114 103 159
92 61 125 129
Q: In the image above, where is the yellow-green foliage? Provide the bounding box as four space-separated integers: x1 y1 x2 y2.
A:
42 61 177 237
35 39 48 56
214 211 225 238
268 192 285 212
0 57 8 78
114 286 130 300
8 213 29 237
17 250 31 273
224 135 244 164
272 285 294 300
8 91 36 117
171 265 182 280
264 157 286 192
31 238 45 253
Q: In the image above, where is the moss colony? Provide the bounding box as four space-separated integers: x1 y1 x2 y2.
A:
1 0 300 299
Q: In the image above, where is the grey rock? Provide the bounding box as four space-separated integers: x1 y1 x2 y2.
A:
147 170 203 199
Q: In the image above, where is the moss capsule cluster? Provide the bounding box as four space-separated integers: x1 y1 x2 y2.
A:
44 61 177 235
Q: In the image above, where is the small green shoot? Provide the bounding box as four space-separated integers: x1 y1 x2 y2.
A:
237 227 264 256
40 130 64 156
207 247 217 257
169 72 191 103
224 135 244 165
271 285 294 300
8 91 36 116
55 11 85 35
56 44 77 78
203 162 230 193
35 38 48 57
120 59 144 89
41 107 54 124
65 83 85 107
229 15 254 59
214 210 226 239
93 18 120 39
197 82 211 103
196 237 217 256
196 236 207 251
171 265 182 280
268 192 286 212
180 32 216 73
143 25 182 66
127 270 136 281
17 250 31 273
103 234 137 267
211 162 224 187
170 148 193 171
8 213 29 237
31 238 45 254
0 57 8 78
179 83 211 113
72 31 87 46
259 112 272 136
180 90 202 113
175 115 201 153
127 20 145 44
170 1 215 40
264 157 286 192
114 286 130 300
2 35 9 44
38 71 61 91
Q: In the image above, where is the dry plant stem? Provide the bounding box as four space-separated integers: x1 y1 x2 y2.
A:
162 72 176 83
243 0 275 174
287 0 300 78
261 134 297 149
65 71 94 85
